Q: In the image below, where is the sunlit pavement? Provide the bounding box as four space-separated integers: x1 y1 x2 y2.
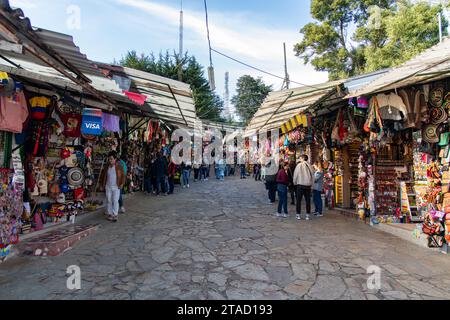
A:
1 177 450 300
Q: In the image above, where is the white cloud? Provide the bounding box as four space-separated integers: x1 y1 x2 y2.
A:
116 0 328 90
9 0 37 9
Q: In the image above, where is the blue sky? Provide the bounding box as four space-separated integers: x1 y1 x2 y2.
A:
10 0 329 117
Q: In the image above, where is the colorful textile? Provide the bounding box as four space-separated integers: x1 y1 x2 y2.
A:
123 91 147 106
0 92 29 133
60 114 82 137
102 113 120 132
29 96 50 120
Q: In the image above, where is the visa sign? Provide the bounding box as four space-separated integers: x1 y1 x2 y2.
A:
81 117 102 135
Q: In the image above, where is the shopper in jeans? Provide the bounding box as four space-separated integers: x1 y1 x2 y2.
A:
276 163 290 218
287 161 296 205
293 155 314 221
313 161 324 217
265 166 277 204
181 162 192 188
168 157 177 195
100 151 125 222
154 152 168 195
118 155 127 214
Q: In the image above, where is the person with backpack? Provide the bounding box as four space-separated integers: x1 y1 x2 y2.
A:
293 155 314 221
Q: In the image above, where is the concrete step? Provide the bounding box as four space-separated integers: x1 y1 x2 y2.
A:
15 224 99 257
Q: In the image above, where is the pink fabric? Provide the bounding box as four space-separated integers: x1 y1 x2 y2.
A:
123 91 147 106
0 92 29 133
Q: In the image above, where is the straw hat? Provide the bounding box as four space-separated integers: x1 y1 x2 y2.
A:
430 87 444 107
423 124 439 144
430 106 448 124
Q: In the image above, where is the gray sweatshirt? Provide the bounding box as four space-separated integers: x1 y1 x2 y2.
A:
293 162 314 187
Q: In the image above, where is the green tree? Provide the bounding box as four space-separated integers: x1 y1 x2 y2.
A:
357 1 448 72
231 75 272 125
295 0 447 80
119 51 224 122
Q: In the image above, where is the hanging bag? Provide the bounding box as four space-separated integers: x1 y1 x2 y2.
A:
331 108 342 142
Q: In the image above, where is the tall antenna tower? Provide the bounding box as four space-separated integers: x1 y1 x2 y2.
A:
224 72 230 120
178 0 184 81
282 42 290 90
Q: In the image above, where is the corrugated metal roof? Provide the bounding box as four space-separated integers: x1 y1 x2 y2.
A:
98 64 197 129
351 37 450 97
244 80 344 137
33 28 106 78
0 53 142 112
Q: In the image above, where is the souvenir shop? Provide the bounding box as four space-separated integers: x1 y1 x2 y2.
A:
125 117 172 193
0 72 148 258
319 79 450 247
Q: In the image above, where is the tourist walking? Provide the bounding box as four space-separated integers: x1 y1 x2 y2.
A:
118 154 127 214
168 157 177 195
240 164 246 179
293 155 314 221
181 161 192 188
276 163 290 218
313 161 324 217
265 163 277 204
287 161 296 205
154 152 168 195
254 164 261 181
193 162 201 182
100 151 125 222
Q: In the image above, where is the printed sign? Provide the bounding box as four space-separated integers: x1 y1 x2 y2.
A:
81 108 102 136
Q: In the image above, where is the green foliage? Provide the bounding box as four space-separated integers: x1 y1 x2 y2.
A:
231 75 272 125
295 0 448 80
119 51 224 122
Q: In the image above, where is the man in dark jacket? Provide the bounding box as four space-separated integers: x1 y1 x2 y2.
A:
154 152 168 195
265 163 277 204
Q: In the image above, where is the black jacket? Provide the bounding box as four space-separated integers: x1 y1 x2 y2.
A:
154 157 168 178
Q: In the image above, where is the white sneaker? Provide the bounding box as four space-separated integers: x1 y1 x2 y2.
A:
276 213 282 217
318 213 324 217
296 215 301 220
187 184 190 188
306 215 311 221
120 207 126 214
282 214 288 218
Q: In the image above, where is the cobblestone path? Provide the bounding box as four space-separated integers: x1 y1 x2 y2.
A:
1 177 450 300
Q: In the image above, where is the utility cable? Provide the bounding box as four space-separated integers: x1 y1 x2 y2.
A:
210 48 322 90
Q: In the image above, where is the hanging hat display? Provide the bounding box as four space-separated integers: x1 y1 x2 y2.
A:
423 124 439 144
0 77 15 97
60 183 70 194
430 87 444 107
430 106 448 124
61 149 71 159
67 168 84 187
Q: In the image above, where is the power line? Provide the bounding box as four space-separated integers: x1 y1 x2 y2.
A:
210 48 322 90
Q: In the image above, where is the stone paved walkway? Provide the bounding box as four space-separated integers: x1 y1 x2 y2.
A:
1 177 450 300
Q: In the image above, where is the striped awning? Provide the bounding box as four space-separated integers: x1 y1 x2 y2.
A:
280 114 310 134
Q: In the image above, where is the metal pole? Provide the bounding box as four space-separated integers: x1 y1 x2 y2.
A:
283 43 290 89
